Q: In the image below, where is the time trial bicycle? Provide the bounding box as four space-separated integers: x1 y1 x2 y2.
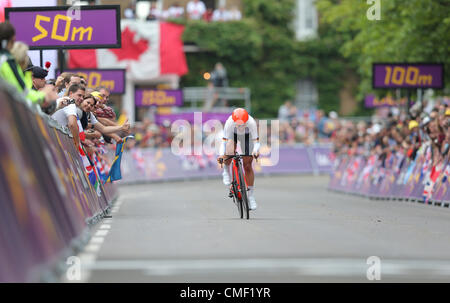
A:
219 154 257 220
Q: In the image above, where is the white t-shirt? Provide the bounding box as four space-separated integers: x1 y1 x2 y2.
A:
187 0 206 20
168 6 184 18
88 112 99 125
51 104 77 127
212 9 229 21
76 107 99 127
228 9 242 20
223 115 258 140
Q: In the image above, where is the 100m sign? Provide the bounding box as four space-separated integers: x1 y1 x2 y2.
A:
33 14 92 42
384 66 432 86
373 64 443 89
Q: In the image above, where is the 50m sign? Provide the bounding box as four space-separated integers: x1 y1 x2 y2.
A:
33 14 93 42
5 6 121 50
373 63 444 89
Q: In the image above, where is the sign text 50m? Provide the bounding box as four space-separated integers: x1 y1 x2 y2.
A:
5 6 121 49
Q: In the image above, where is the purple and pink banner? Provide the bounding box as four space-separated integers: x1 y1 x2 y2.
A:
154 112 230 124
329 150 450 205
5 5 121 49
364 94 413 108
135 88 184 107
373 63 444 89
56 69 125 94
119 145 333 183
0 83 117 282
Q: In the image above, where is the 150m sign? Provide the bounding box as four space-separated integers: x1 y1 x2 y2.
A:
5 5 121 50
56 69 125 94
373 63 443 89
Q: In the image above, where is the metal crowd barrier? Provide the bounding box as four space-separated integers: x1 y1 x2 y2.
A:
328 150 450 207
0 79 118 282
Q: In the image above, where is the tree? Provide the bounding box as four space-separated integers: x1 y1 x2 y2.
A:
317 0 450 99
182 0 350 117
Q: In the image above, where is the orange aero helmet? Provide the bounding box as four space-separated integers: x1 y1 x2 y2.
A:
232 108 249 125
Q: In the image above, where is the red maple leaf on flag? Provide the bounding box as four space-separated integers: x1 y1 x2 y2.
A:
110 27 149 61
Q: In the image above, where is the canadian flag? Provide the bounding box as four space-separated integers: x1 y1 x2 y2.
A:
68 21 188 80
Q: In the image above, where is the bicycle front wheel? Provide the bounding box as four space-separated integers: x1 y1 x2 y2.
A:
232 166 243 219
238 162 250 220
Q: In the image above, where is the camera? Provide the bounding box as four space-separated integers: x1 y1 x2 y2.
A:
67 98 76 105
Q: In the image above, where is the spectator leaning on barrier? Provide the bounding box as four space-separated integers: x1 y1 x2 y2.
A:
55 72 70 93
55 83 85 110
94 86 116 120
90 90 121 144
58 73 81 97
80 93 130 144
0 22 57 107
85 87 94 96
51 84 84 148
78 74 87 86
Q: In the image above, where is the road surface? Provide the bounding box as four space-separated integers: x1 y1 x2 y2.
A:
68 175 450 282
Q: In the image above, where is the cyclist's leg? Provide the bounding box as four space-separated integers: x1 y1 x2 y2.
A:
222 139 236 185
242 156 254 186
223 139 236 166
241 132 257 210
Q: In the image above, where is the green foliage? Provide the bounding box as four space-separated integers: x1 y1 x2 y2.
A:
181 0 350 118
317 0 450 100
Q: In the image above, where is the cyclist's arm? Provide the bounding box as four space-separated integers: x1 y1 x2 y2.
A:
248 118 260 154
219 138 228 156
253 138 260 154
220 119 234 156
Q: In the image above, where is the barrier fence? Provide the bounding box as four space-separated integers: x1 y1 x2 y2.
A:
328 147 450 206
0 80 117 282
119 144 333 183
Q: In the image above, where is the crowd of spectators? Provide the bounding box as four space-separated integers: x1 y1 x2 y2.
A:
0 22 130 171
331 97 450 170
277 100 339 145
130 118 173 149
129 101 341 151
124 0 242 22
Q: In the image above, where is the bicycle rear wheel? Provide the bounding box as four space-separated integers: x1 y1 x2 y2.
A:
232 166 243 219
238 161 250 220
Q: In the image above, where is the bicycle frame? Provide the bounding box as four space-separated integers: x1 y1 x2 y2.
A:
220 153 256 219
230 155 247 200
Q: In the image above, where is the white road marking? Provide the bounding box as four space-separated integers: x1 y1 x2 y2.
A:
90 237 105 244
117 191 151 200
65 200 123 282
84 244 101 253
95 230 109 237
87 258 450 279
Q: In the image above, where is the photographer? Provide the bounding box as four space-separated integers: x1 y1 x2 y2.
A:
56 83 85 109
51 84 86 147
